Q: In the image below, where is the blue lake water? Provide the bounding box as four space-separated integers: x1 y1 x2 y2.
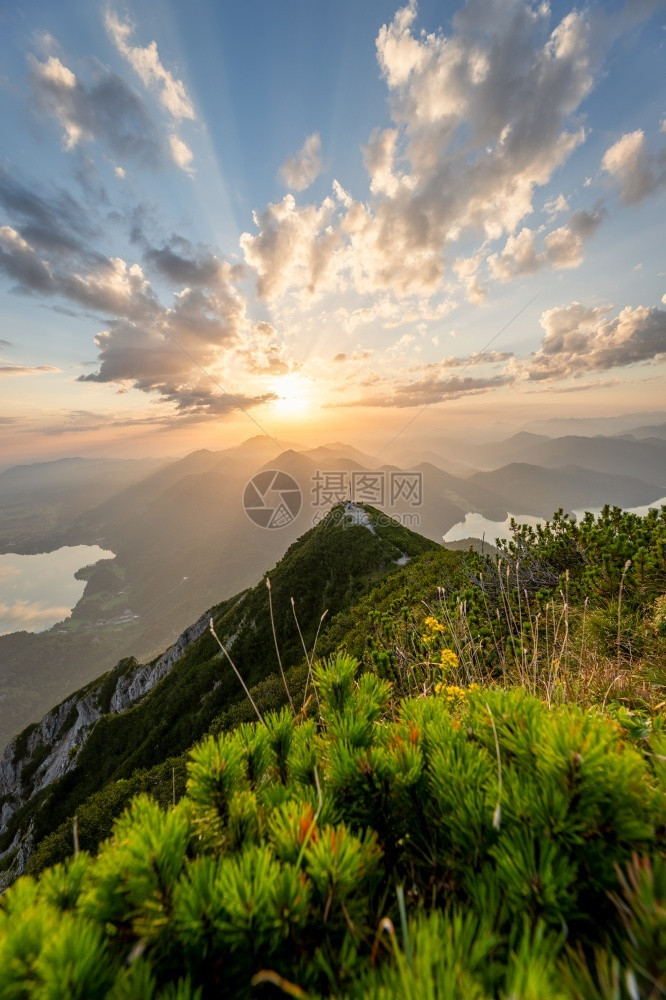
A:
443 497 666 547
0 545 115 636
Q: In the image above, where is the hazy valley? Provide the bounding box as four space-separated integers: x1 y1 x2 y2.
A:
0 419 664 750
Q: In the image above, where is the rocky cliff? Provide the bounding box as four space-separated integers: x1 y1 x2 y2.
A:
0 609 210 888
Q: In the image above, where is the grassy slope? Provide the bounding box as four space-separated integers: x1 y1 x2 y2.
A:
4 507 442 867
28 542 466 873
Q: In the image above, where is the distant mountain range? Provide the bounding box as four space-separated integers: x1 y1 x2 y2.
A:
0 424 664 749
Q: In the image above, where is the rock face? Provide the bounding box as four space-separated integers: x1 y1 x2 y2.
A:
0 609 210 889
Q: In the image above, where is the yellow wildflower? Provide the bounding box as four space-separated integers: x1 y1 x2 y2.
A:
424 616 445 633
439 648 459 672
437 684 467 706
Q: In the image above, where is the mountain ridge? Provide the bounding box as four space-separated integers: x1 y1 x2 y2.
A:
0 504 443 887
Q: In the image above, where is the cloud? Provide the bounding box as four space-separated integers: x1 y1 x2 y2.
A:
245 343 291 377
0 417 16 424
370 0 593 235
35 409 172 436
436 350 514 368
543 193 569 219
542 226 584 269
0 340 11 349
331 349 373 364
280 133 323 191
0 170 96 258
241 194 341 300
488 224 583 281
104 10 195 121
362 128 403 196
0 177 276 419
76 260 276 416
601 130 666 203
332 372 512 408
568 203 605 238
60 256 157 317
144 239 230 287
28 53 164 167
0 213 161 315
243 0 600 305
0 364 60 376
528 302 666 381
334 295 454 334
0 225 53 291
168 133 194 173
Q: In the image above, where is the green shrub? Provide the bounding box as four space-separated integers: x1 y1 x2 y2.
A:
1 655 664 997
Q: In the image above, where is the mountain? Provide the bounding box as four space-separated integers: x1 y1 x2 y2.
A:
468 462 665 517
2 432 663 752
0 442 320 749
462 431 553 469
508 435 666 486
0 456 168 553
301 442 381 468
0 504 443 886
458 431 666 485
523 410 666 436
614 423 666 440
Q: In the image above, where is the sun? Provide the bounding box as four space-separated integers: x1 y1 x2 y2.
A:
271 373 311 418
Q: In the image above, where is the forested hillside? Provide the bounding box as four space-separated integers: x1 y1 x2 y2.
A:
0 503 664 998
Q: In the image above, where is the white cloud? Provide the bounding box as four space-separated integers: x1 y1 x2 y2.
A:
104 10 195 121
363 128 403 196
601 130 666 203
0 215 274 417
0 224 53 291
528 302 666 381
542 226 584 269
168 133 194 173
240 194 341 300
114 165 126 179
334 295 454 335
28 51 164 166
242 0 600 308
279 133 323 191
543 193 569 219
29 55 90 149
0 365 60 376
332 179 352 207
488 224 583 281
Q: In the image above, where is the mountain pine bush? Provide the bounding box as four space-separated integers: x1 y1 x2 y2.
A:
1 652 664 998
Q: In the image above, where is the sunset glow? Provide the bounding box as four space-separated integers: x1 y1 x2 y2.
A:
0 0 663 462
270 374 312 419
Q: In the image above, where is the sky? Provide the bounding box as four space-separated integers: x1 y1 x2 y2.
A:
0 0 664 464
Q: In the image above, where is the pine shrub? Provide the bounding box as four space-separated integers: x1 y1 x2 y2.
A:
1 653 664 997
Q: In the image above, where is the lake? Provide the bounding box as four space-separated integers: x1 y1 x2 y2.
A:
0 545 115 636
443 497 666 547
